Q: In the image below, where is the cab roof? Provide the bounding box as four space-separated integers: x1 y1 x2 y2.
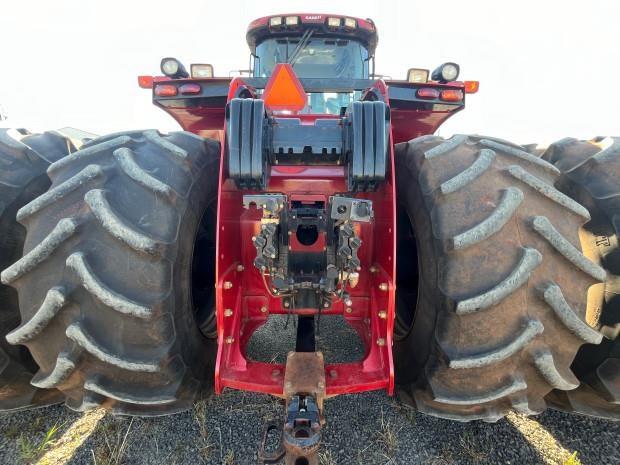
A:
246 13 378 56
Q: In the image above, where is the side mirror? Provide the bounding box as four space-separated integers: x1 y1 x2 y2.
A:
407 68 429 83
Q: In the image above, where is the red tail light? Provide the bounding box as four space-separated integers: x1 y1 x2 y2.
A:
138 75 154 89
464 81 480 94
179 83 201 95
416 88 440 100
154 84 178 97
440 89 464 102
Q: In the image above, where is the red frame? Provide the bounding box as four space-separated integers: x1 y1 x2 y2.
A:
143 15 470 399
212 78 396 398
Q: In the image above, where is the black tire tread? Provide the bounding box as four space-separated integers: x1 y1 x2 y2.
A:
0 128 75 410
542 137 620 412
394 134 604 421
2 130 219 415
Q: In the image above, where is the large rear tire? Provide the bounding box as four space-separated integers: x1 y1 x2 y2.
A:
1 130 220 415
394 134 605 421
542 137 620 418
0 128 75 410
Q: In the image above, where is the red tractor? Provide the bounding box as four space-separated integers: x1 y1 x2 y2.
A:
1 13 618 463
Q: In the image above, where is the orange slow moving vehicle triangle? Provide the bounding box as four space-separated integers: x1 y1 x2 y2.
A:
262 63 308 112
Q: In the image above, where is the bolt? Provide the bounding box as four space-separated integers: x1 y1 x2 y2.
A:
260 306 268 313
236 264 245 272
284 301 290 308
224 281 233 290
378 310 387 319
224 308 233 317
323 301 330 308
285 381 293 389
344 298 353 307
379 283 388 291
369 266 378 273
317 381 325 389
376 338 386 346
225 336 235 344
345 307 352 314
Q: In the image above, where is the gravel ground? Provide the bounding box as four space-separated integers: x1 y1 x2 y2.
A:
1 315 619 465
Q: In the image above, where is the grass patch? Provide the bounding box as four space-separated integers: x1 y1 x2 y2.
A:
562 451 582 465
18 422 61 463
92 418 133 465
375 408 401 458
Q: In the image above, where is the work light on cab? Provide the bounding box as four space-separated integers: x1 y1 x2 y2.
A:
191 64 214 78
431 62 460 83
407 68 429 83
160 57 189 79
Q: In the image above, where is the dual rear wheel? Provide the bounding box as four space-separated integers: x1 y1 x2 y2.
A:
1 130 615 422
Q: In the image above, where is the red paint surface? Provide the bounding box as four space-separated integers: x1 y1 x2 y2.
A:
153 72 464 399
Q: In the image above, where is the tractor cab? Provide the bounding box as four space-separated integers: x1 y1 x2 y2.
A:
247 14 376 114
248 14 376 80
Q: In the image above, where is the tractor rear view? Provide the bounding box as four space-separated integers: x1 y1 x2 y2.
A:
1 13 618 464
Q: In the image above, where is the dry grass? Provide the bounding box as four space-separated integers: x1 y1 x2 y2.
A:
92 417 134 465
374 408 401 459
192 400 215 460
222 449 235 465
319 448 337 465
426 445 455 465
458 430 490 464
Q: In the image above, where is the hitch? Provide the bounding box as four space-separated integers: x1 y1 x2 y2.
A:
259 352 326 465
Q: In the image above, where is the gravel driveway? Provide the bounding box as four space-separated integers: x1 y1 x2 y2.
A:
1 315 618 465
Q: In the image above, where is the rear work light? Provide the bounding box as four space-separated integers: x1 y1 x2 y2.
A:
327 17 341 28
161 57 189 79
464 81 480 94
179 83 201 95
285 16 299 26
269 16 283 27
407 68 429 83
344 17 357 29
191 64 214 78
154 84 178 97
432 62 460 83
417 88 440 99
440 89 464 102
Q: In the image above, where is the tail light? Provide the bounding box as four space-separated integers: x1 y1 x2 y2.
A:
154 84 178 97
417 88 440 100
179 83 201 95
440 89 464 102
464 81 480 94
138 75 153 89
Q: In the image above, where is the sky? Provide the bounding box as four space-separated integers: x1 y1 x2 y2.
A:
1 0 618 145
